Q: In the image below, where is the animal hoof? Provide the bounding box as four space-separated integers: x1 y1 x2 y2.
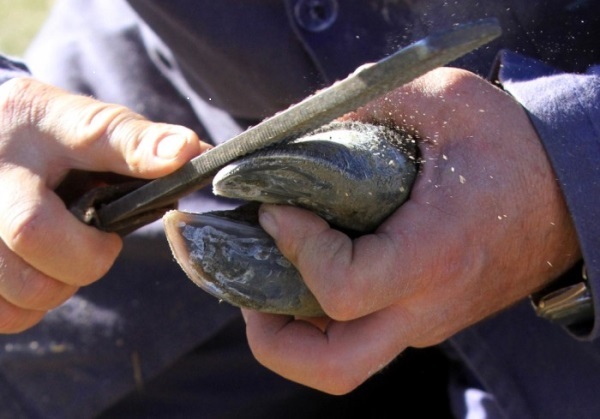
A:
163 206 325 316
164 122 418 315
213 121 418 233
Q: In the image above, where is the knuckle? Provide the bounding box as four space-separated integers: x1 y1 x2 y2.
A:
296 229 364 321
318 269 389 320
4 202 46 257
439 68 488 99
75 234 122 287
77 103 151 173
418 67 483 101
2 202 113 288
0 77 38 107
315 273 364 321
13 268 76 311
319 294 360 321
74 102 138 148
0 78 41 133
122 125 151 172
318 360 365 395
428 66 475 85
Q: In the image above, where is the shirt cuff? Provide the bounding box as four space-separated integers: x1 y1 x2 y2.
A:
495 50 600 339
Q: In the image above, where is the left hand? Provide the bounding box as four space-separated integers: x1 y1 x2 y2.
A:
0 78 206 333
241 68 581 394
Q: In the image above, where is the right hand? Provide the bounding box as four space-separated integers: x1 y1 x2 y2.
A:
243 68 581 394
0 77 206 333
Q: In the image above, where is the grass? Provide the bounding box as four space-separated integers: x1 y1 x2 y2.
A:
0 0 54 57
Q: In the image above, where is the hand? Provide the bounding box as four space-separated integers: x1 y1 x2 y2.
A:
242 68 581 394
0 78 206 333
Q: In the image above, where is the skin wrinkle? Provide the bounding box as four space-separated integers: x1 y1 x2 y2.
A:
0 294 44 333
0 78 40 130
327 237 377 319
354 234 398 309
0 135 47 183
313 241 355 318
3 186 46 256
14 265 32 302
13 266 71 310
4 192 113 287
76 103 144 170
243 67 583 393
317 329 374 392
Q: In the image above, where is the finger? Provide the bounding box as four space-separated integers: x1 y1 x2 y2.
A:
0 168 122 285
0 78 208 184
0 240 78 311
259 203 434 320
294 315 331 332
259 189 518 328
0 78 210 287
243 308 408 395
0 297 46 334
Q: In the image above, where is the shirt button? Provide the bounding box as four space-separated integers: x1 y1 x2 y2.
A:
294 0 339 32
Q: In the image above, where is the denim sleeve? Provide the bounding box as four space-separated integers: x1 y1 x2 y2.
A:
0 55 30 83
496 50 600 340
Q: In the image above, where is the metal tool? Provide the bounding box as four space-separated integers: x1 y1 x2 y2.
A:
75 19 501 235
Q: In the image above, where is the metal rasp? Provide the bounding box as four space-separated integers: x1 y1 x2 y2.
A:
81 18 501 235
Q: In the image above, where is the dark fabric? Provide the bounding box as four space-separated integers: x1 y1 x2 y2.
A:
0 0 597 417
0 55 29 84
99 317 452 419
126 0 600 119
499 51 600 338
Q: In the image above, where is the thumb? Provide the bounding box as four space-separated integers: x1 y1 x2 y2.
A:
258 204 398 321
4 78 206 181
0 78 207 286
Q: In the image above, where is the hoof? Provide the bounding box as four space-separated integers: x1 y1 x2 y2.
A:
164 206 325 316
213 121 418 233
164 122 418 315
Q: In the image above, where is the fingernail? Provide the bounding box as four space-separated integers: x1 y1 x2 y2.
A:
156 134 187 159
259 206 278 238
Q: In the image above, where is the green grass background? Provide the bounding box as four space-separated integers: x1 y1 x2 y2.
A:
0 0 54 57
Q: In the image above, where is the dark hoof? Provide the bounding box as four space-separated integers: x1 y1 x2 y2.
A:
213 121 418 233
164 208 324 316
164 122 418 315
